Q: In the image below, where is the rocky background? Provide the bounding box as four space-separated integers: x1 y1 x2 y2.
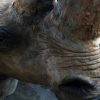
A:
6 82 58 100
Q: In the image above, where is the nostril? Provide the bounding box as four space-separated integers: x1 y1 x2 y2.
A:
59 77 96 97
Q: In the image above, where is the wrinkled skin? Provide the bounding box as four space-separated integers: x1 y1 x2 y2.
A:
0 0 100 100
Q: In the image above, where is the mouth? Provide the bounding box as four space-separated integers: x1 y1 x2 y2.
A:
59 77 96 97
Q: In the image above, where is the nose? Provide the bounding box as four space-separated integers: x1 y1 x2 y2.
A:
59 77 96 97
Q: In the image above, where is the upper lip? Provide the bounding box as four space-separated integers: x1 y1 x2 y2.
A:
59 77 96 97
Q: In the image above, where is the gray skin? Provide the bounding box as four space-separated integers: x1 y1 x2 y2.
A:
0 0 100 100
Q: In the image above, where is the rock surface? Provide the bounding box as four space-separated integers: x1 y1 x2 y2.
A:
6 82 58 100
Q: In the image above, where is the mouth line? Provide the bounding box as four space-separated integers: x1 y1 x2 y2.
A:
59 77 96 97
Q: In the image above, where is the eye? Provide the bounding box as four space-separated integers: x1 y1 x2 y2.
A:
0 27 21 52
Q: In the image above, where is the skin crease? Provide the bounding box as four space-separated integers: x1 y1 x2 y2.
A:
0 0 100 100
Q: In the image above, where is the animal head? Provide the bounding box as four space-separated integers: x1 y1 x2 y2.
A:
0 0 100 100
